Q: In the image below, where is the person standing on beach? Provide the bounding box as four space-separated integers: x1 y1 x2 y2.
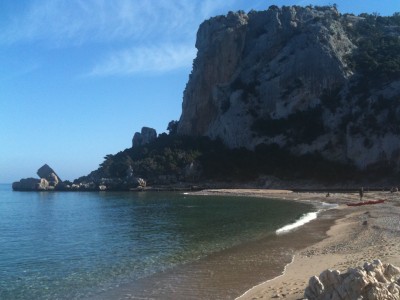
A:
359 187 364 201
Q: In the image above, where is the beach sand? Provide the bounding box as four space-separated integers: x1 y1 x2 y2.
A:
196 189 400 300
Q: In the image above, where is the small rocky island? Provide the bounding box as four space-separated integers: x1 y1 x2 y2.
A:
12 163 147 191
12 164 62 191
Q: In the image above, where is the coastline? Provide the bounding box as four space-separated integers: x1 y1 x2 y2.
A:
191 189 400 300
9 185 400 299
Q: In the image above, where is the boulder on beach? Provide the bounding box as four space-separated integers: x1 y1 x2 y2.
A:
304 260 400 300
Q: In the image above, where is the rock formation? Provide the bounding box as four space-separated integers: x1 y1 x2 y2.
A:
177 5 400 171
37 164 61 186
304 260 400 299
137 178 146 188
12 178 41 191
132 127 157 147
12 164 62 191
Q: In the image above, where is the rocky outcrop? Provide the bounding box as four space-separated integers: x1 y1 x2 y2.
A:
177 5 400 171
12 178 40 191
132 127 157 147
37 178 50 190
304 260 400 299
137 178 146 188
37 164 61 186
13 164 62 191
178 6 353 141
66 163 154 191
178 11 250 137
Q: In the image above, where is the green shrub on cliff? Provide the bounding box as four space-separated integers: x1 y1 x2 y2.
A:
347 12 400 81
251 106 325 144
90 133 358 184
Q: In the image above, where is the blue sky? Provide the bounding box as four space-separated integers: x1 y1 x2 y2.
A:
1 0 399 183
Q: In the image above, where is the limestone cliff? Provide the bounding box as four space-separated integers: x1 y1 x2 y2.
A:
177 5 400 171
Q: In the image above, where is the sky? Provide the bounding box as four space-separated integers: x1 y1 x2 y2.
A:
1 0 399 183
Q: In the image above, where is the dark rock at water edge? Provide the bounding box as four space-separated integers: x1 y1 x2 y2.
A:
13 164 62 191
12 163 151 192
12 178 41 191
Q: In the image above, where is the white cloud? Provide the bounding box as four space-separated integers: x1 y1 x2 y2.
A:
0 0 250 76
1 0 152 44
0 0 233 45
86 43 196 76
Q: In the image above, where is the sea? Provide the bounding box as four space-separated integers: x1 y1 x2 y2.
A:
0 183 322 300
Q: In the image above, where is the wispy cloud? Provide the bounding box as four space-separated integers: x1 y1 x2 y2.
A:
1 0 155 45
86 43 196 76
0 0 249 76
0 0 231 45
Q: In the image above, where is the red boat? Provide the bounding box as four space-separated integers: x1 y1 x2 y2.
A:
347 199 385 206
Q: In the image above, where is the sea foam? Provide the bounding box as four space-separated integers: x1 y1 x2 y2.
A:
276 211 319 234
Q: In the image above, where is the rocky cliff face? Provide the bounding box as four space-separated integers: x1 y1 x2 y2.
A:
132 127 157 147
177 5 400 171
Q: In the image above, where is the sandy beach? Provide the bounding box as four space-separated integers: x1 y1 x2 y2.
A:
193 189 400 300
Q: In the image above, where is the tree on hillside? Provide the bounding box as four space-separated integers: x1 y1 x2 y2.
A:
167 120 179 135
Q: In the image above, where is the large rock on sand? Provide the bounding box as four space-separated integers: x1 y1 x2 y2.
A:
305 260 400 299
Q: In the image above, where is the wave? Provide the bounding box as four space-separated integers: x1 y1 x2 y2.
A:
320 202 339 209
276 211 319 234
275 201 338 235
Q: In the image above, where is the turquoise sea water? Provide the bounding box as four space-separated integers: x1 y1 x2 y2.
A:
0 184 314 299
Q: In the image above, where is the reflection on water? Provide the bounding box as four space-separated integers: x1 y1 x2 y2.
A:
0 185 313 299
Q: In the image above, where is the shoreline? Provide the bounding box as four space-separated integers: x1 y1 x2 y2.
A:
191 188 400 300
235 255 297 300
87 189 335 300
10 185 400 299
